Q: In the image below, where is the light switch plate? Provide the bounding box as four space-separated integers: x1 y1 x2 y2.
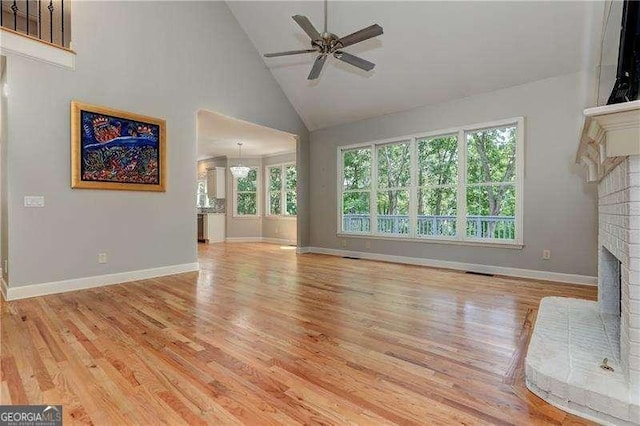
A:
24 196 45 208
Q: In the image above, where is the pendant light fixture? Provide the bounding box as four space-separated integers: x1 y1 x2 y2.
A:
229 142 251 179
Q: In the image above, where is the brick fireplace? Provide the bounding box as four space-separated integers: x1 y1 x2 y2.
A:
525 101 640 425
599 157 640 396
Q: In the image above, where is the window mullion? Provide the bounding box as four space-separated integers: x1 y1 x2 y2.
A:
515 118 524 245
266 168 271 216
371 144 377 235
456 129 466 241
409 137 417 238
280 165 285 216
338 153 342 232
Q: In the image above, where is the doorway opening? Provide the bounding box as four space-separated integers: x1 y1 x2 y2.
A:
195 110 299 247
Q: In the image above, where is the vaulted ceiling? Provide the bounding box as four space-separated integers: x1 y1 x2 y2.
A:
227 1 596 131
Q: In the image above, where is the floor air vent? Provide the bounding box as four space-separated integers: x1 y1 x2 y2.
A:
466 271 494 277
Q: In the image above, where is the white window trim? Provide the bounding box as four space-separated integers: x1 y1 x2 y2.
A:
233 167 260 218
336 117 525 247
265 162 297 218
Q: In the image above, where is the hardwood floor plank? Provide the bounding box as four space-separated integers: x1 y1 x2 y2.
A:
0 242 597 425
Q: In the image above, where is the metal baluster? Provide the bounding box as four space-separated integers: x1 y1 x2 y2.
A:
25 0 28 34
1 0 4 27
47 0 52 43
38 0 41 39
11 0 17 30
60 0 63 46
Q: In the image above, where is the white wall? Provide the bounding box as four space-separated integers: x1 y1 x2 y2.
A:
5 1 308 288
309 71 598 277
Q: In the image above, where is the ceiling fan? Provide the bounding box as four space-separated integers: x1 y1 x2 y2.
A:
263 0 383 80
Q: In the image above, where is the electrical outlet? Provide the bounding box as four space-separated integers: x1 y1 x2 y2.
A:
341 239 347 248
275 226 279 234
98 253 108 264
542 249 551 260
24 196 45 208
365 241 371 249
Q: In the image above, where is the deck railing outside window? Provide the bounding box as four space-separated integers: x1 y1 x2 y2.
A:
1 0 70 48
343 214 516 240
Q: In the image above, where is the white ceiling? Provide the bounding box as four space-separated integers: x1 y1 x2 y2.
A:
197 110 296 160
227 1 595 131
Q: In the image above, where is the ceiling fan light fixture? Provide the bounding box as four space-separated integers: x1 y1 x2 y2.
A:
230 142 251 179
263 0 383 80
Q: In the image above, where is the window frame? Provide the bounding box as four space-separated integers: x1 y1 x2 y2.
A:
340 146 373 234
336 117 524 247
375 140 412 236
415 133 459 240
265 162 297 218
233 166 260 218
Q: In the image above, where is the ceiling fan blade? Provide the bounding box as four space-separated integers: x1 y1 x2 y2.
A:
264 49 317 58
308 55 327 80
336 24 383 48
292 15 321 41
334 51 375 72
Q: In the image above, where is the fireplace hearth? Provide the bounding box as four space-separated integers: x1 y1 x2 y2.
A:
525 101 640 425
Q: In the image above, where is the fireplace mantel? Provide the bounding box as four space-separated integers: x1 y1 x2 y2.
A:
576 100 640 182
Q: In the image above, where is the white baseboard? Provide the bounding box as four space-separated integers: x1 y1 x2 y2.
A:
262 237 296 245
296 247 311 254
306 247 597 286
225 237 296 246
4 262 200 301
225 237 263 243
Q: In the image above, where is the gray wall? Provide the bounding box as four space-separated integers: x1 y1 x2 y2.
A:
309 71 598 277
5 1 308 287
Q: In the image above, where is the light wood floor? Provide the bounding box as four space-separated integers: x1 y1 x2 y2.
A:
1 243 597 425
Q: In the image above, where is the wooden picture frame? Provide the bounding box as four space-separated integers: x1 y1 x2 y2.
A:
71 101 166 191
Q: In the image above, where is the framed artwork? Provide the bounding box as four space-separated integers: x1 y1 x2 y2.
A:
71 101 166 191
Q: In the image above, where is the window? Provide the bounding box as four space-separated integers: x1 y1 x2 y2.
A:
417 135 458 237
266 163 297 216
267 166 282 215
377 141 410 234
338 118 523 245
341 148 371 233
234 168 259 216
285 165 297 215
197 180 209 208
465 126 517 241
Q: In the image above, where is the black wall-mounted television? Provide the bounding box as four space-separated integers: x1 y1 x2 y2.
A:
608 0 640 104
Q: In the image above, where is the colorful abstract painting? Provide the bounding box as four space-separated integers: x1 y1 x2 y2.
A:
71 102 166 191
